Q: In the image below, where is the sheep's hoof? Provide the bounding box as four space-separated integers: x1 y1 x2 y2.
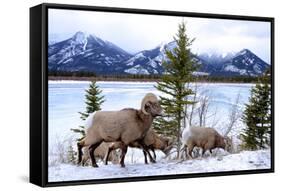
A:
151 159 156 163
92 164 99 168
120 164 126 168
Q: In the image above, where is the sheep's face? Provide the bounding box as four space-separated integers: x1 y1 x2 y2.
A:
161 137 173 155
145 101 163 117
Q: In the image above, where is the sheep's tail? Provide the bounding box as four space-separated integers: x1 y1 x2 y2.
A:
84 112 96 129
77 112 95 165
181 127 191 144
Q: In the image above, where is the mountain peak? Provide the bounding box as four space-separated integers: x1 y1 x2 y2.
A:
72 31 87 44
237 49 252 56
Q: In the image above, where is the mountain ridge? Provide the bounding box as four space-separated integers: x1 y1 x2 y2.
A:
48 32 269 77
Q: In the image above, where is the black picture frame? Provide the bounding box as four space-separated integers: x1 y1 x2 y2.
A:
30 3 275 187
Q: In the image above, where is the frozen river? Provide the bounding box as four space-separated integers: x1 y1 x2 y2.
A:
48 81 253 141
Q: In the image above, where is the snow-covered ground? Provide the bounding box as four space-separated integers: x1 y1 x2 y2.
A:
48 149 270 182
47 81 271 182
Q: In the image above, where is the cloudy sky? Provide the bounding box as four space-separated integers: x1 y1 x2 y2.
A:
49 9 271 63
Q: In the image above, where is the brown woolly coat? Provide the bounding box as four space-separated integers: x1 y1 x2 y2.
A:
183 127 231 157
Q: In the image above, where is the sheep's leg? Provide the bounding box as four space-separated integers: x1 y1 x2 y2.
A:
77 140 85 165
119 144 128 168
152 148 156 160
188 145 195 159
202 149 206 157
209 149 213 156
81 154 89 166
140 143 156 163
104 147 113 165
105 142 122 165
179 145 187 160
89 141 102 168
147 150 156 163
143 150 148 164
185 147 188 160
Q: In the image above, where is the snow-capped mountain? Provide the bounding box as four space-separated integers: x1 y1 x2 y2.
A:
122 41 177 75
198 52 236 70
213 49 269 76
121 44 269 77
198 50 269 76
48 31 131 74
48 32 269 77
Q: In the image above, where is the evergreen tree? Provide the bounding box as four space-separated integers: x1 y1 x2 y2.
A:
241 71 271 150
153 21 198 157
71 81 105 141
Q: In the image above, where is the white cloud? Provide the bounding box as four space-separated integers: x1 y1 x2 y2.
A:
48 9 271 63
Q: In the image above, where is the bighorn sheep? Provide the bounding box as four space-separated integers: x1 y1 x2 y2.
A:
77 93 162 167
181 127 232 159
104 129 173 164
81 142 120 166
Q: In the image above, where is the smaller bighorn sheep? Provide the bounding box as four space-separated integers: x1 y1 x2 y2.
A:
181 127 232 159
81 142 120 166
77 93 162 167
104 129 173 164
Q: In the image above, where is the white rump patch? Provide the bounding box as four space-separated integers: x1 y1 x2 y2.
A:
181 127 192 144
84 112 95 129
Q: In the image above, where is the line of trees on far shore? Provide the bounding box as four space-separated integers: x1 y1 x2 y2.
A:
48 69 262 83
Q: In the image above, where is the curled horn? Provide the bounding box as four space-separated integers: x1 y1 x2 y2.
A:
141 93 158 115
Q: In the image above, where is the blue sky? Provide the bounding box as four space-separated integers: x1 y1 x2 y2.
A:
49 9 271 63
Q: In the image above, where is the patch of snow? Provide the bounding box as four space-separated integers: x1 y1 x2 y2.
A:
135 52 145 59
224 65 239 73
253 64 262 74
48 149 271 182
238 49 248 56
193 71 209 76
154 54 164 63
153 69 159 74
83 40 88 51
73 32 87 44
126 61 135 66
222 52 228 58
249 58 255 64
239 69 247 75
124 65 150 75
148 59 158 68
62 58 73 64
84 52 94 57
125 52 146 66
91 34 105 46
100 53 105 57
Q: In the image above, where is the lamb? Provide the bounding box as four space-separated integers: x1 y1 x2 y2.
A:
77 93 162 167
181 127 232 159
81 142 120 166
104 129 173 165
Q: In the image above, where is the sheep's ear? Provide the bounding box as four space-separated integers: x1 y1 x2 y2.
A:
141 100 151 115
144 101 152 113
